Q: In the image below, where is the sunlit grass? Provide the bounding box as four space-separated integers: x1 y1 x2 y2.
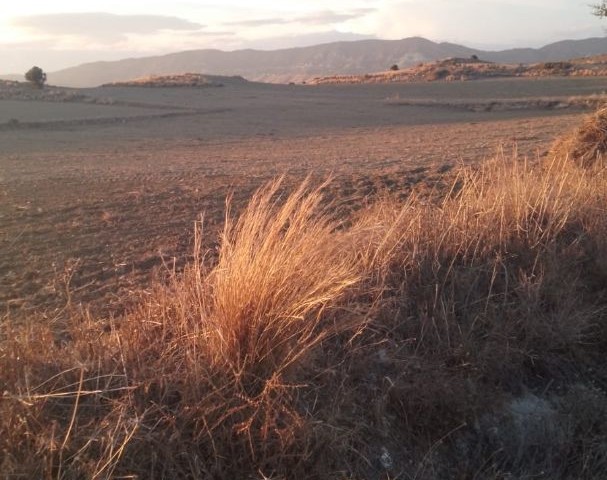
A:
2 111 607 478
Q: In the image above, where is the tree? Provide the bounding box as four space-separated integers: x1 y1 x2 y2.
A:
390 64 399 71
593 2 607 17
25 66 47 88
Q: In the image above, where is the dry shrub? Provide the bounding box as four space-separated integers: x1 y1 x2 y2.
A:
359 151 607 358
349 152 607 477
552 105 607 167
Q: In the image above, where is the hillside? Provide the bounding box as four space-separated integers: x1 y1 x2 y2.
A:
6 36 607 88
310 55 607 85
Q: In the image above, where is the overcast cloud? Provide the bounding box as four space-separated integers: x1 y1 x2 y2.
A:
247 31 376 50
12 12 203 41
224 8 376 27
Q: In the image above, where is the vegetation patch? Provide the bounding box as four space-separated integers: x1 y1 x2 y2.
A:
0 80 88 102
2 110 607 478
103 73 248 88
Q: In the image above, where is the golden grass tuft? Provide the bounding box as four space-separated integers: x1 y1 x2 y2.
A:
208 178 362 374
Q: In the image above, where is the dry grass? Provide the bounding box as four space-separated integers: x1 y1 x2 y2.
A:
552 105 607 167
208 179 362 373
2 114 607 478
0 178 368 478
342 151 607 478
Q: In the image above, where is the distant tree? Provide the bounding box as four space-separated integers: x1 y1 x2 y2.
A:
593 2 607 17
390 64 399 71
25 66 46 88
470 54 479 61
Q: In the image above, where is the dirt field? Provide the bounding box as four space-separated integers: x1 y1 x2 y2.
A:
0 77 601 315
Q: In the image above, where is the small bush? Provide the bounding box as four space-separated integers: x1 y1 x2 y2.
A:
542 61 573 71
24 66 46 88
429 68 450 80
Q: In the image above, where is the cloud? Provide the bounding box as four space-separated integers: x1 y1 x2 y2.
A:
301 8 378 25
0 44 151 75
224 17 288 27
12 12 203 42
378 1 602 48
296 10 370 25
186 31 236 37
225 8 376 28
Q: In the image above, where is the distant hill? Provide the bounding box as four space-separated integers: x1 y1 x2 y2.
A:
4 36 607 88
310 55 607 85
102 73 248 88
1 74 23 83
45 37 476 87
486 37 607 64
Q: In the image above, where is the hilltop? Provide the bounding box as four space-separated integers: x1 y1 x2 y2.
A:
102 73 248 88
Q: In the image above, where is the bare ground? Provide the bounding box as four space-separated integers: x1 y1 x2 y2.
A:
0 115 582 316
1 77 601 316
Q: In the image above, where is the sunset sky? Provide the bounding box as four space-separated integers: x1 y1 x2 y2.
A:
1 0 604 73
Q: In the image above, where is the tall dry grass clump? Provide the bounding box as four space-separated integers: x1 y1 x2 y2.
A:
1 179 366 478
208 179 361 375
2 114 607 478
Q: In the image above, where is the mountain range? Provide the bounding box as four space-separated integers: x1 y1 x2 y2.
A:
4 36 607 88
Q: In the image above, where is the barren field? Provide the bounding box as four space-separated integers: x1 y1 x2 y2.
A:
0 77 602 315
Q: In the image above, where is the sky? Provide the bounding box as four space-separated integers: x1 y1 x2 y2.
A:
0 0 605 73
